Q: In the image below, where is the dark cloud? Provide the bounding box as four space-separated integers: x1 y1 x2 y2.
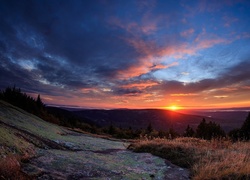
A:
0 0 249 107
0 0 140 81
113 88 143 96
222 59 250 84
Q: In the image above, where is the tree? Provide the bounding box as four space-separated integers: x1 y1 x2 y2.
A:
36 94 44 109
146 122 153 134
167 128 179 139
228 128 243 142
184 125 195 137
108 124 116 135
241 112 250 140
196 118 225 140
196 118 207 139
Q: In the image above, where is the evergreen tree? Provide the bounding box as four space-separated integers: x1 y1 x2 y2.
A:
241 112 250 140
108 124 116 135
167 128 179 139
184 125 195 137
228 128 242 142
196 118 225 140
146 122 153 134
36 94 44 108
196 118 207 139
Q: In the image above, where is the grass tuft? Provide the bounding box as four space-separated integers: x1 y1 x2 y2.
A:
0 155 30 180
128 137 250 179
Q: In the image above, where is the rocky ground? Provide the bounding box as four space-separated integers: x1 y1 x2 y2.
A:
0 101 190 179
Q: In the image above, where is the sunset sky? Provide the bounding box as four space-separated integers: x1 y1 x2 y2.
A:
0 0 250 109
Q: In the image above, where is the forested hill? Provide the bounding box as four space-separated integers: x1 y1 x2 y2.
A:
72 108 234 133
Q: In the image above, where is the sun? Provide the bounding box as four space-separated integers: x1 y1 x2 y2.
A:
166 105 179 111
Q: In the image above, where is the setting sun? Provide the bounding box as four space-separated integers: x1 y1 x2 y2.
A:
167 105 179 111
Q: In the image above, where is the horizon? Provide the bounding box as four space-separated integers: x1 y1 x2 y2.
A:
46 101 250 112
0 0 250 109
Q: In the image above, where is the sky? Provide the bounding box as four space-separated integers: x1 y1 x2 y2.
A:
0 0 250 109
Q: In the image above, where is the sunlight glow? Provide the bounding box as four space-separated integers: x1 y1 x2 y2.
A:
167 105 179 111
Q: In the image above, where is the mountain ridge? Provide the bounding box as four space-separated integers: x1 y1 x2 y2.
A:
70 108 244 133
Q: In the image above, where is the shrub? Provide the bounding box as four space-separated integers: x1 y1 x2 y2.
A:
0 155 29 180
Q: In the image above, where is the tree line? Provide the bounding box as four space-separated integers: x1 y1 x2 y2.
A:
183 119 226 140
0 86 77 126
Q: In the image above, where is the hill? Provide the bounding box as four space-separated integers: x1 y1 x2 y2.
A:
0 100 189 179
72 108 240 133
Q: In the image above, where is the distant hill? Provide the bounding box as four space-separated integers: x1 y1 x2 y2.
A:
181 110 249 131
69 108 248 133
46 106 95 126
71 109 215 133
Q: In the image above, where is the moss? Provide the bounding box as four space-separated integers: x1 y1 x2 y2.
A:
0 125 34 156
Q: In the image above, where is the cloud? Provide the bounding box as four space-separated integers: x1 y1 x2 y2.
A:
150 62 179 71
214 95 228 99
180 28 194 37
181 72 189 76
181 0 244 14
0 0 249 108
170 93 198 97
114 25 227 79
152 58 250 97
223 15 238 27
119 80 159 90
113 88 143 96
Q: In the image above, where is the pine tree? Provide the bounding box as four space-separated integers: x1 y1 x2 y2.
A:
146 122 153 133
196 118 225 140
241 112 250 140
196 118 207 139
184 125 195 137
36 94 44 108
108 124 116 135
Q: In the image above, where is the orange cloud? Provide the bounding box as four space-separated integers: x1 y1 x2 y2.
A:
115 100 129 104
81 87 99 93
243 86 250 90
197 38 227 49
214 95 228 99
150 62 179 70
117 34 226 79
170 93 198 97
43 96 53 101
120 81 159 90
117 60 179 79
110 17 228 80
216 87 238 92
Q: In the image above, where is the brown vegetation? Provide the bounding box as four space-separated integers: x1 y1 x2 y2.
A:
128 137 250 179
0 154 31 180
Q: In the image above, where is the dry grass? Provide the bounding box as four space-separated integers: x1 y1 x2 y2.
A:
0 155 29 180
128 137 250 179
0 145 35 180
